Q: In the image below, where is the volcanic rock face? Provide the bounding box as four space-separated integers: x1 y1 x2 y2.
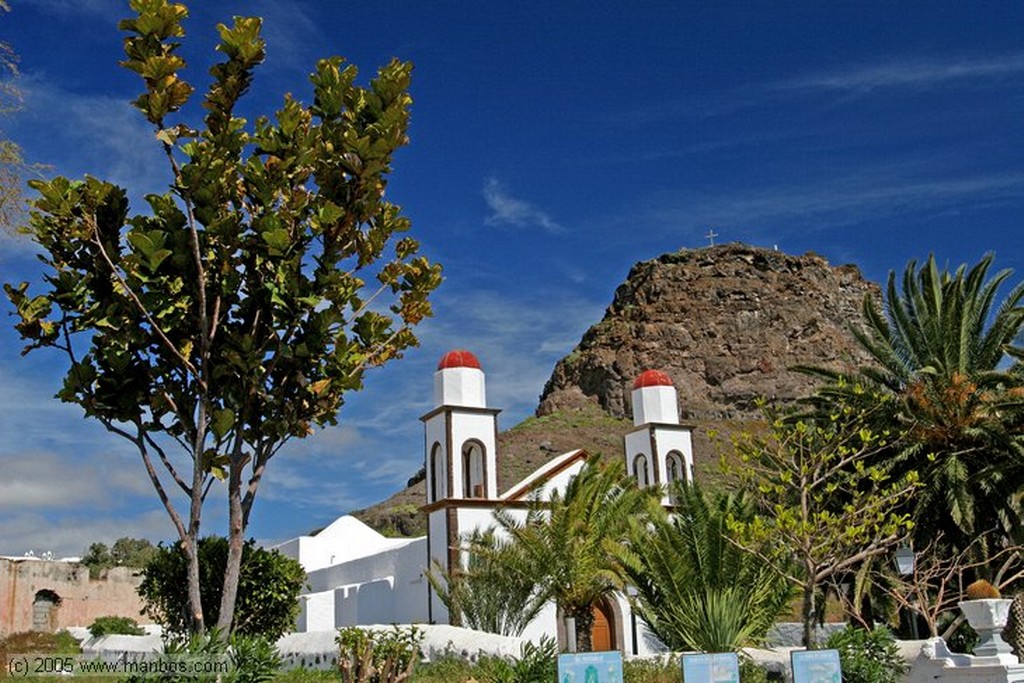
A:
537 243 879 421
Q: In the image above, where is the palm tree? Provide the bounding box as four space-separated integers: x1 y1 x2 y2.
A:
425 528 548 637
803 254 1024 555
615 482 792 652
491 457 659 652
802 254 1024 652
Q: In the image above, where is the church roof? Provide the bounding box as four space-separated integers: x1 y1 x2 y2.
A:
633 369 673 389
437 349 482 370
499 448 589 501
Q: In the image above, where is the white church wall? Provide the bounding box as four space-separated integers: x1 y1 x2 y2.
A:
276 517 413 574
450 412 498 498
654 430 693 475
434 366 486 408
518 601 560 645
283 537 336 573
334 587 357 627
454 507 501 538
300 537 428 629
426 509 449 623
533 460 586 501
631 384 677 425
298 590 336 632
624 431 651 479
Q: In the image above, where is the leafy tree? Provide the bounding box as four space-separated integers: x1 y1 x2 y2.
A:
491 457 659 652
80 537 157 578
111 537 158 568
425 528 548 637
851 532 1024 639
801 255 1024 651
615 482 792 652
825 627 907 683
138 536 306 640
81 543 114 579
88 615 146 638
725 398 919 647
0 0 41 234
5 1 440 635
801 255 1024 556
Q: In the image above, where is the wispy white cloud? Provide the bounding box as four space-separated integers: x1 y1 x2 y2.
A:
0 451 152 510
0 360 140 454
483 178 564 234
779 53 1024 93
0 510 172 559
606 53 1024 129
22 0 120 21
638 171 1024 240
15 77 168 200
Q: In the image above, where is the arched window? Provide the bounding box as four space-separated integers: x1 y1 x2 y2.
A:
462 440 486 498
633 454 649 488
665 451 685 504
666 451 685 485
430 443 445 502
33 590 61 632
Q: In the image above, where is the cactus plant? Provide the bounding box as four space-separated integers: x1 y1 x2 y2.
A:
965 579 1002 600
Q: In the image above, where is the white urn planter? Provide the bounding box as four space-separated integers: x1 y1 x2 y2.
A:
958 598 1014 658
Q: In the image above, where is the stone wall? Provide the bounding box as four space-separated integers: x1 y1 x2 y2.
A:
0 558 151 636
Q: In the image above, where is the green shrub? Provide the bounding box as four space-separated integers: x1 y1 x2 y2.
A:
738 656 771 683
228 634 282 683
138 536 306 639
618 483 792 652
407 656 476 682
623 655 679 683
825 626 907 683
336 626 423 683
127 630 280 683
472 636 557 683
0 630 83 660
274 670 341 683
88 615 146 638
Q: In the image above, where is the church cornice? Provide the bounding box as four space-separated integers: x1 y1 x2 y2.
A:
419 405 502 422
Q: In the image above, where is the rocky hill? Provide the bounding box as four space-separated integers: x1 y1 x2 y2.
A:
539 243 878 420
353 243 880 536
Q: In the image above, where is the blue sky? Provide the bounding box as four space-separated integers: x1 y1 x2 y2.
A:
2 1 1023 557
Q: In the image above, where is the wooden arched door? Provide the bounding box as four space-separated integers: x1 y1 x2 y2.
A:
590 598 615 652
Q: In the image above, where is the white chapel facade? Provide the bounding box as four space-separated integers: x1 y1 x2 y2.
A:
277 350 694 654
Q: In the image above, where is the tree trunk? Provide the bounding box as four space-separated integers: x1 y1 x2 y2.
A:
216 465 246 635
802 580 817 648
571 605 596 653
187 438 206 634
184 535 204 633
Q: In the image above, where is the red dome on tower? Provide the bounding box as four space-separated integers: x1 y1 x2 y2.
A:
438 349 482 371
633 369 673 389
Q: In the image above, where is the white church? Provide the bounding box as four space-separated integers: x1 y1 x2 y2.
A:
276 350 694 655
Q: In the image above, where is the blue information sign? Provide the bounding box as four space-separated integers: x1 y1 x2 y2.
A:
557 651 624 683
791 649 842 683
682 652 740 683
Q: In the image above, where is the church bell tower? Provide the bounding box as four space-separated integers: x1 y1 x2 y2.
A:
624 370 693 506
421 350 500 622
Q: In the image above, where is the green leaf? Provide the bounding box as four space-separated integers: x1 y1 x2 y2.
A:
261 228 291 253
210 408 235 441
